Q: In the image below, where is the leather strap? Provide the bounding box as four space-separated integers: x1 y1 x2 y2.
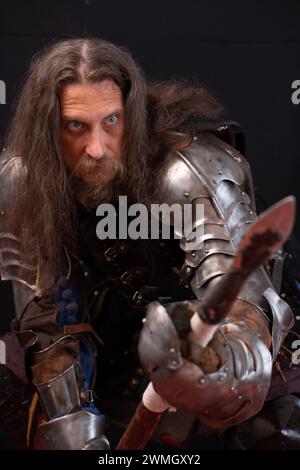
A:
63 323 104 345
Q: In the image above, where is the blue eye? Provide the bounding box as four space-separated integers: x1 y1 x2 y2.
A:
68 121 82 129
105 114 118 125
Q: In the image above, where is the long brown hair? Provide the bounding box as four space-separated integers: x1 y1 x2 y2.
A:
6 38 223 278
6 38 149 275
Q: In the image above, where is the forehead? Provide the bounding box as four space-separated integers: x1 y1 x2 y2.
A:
60 80 123 117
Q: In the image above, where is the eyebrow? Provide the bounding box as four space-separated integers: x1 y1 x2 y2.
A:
61 109 123 123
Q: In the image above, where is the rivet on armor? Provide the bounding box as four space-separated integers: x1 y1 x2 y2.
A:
192 251 196 257
205 249 210 254
218 170 223 175
168 406 177 413
218 374 225 382
289 253 293 259
142 318 146 323
230 386 235 392
241 191 245 196
249 210 253 215
200 378 206 384
281 293 286 298
238 395 243 400
184 192 190 198
0 210 5 215
186 267 191 272
217 124 228 131
84 271 88 277
171 360 178 366
47 384 51 389
94 290 99 296
170 348 176 353
193 136 198 141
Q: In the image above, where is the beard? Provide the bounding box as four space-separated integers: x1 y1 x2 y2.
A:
70 154 124 209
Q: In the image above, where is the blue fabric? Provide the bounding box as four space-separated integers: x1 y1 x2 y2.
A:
53 276 103 418
54 277 83 327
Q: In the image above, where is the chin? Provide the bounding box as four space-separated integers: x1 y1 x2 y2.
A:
82 173 113 185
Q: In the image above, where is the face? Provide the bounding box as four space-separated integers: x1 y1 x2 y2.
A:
60 80 125 184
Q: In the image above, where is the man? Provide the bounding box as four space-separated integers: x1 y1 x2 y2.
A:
0 38 299 450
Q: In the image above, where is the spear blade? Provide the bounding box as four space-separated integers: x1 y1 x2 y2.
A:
198 196 296 326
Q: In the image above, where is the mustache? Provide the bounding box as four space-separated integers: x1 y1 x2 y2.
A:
70 154 124 183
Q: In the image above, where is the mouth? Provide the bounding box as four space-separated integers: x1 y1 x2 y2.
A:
71 155 123 185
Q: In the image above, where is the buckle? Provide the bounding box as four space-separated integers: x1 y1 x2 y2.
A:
120 269 136 285
132 291 144 305
104 247 118 262
80 389 95 404
104 242 129 262
132 285 159 305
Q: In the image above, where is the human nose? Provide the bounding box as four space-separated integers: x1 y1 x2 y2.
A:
85 127 106 160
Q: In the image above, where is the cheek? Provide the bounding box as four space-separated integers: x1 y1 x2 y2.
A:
115 125 125 152
112 136 123 158
60 132 82 169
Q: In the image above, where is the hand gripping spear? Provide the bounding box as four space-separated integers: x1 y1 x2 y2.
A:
116 196 296 450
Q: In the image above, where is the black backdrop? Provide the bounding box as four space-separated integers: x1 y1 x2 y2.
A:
1 0 300 330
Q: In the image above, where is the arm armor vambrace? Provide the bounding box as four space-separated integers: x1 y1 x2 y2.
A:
138 133 294 428
30 336 109 450
0 153 37 318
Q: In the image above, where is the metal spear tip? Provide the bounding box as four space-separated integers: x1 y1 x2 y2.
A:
232 195 296 271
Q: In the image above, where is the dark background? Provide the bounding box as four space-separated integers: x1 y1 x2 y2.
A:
1 0 300 330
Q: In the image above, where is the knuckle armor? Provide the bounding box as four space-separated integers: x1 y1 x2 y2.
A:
139 301 272 428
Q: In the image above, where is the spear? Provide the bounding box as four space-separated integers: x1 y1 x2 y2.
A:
116 196 296 450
